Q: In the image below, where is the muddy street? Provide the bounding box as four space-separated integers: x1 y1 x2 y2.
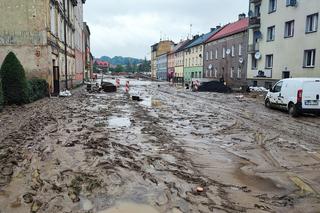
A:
0 79 320 213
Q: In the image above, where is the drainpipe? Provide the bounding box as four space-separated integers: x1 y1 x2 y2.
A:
63 0 68 90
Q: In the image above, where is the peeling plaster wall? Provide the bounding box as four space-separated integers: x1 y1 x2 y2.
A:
0 0 51 83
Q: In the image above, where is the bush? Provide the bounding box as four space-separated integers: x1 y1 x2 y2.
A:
0 52 29 105
28 78 49 102
0 80 3 111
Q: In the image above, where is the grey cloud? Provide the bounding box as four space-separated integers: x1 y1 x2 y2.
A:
84 0 248 59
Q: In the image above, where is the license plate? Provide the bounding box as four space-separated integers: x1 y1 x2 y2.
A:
305 100 319 105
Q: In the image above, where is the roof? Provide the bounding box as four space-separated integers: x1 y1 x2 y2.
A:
207 18 249 43
95 60 109 67
185 29 219 49
168 40 190 55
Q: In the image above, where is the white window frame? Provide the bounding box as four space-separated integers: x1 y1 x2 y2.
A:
269 0 277 13
267 26 275 41
304 49 316 68
231 45 235 57
266 54 273 69
215 49 218 59
306 13 318 33
237 67 241 79
222 48 225 58
230 67 234 78
239 44 242 56
285 20 294 38
210 51 213 60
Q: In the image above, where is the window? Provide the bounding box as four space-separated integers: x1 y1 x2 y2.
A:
282 71 290 79
306 13 318 33
284 20 294 38
304 49 316 68
269 0 277 13
239 44 242 56
214 68 217 78
206 52 209 61
273 81 283 93
230 67 234 78
237 68 241 79
210 51 213 60
222 48 225 58
231 46 235 57
266 54 273 69
50 4 56 35
215 49 218 59
254 4 261 17
267 26 275 41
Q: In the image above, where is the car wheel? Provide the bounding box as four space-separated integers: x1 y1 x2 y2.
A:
288 103 299 117
265 99 271 108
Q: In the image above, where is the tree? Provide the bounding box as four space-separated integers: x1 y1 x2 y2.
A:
0 79 3 111
114 65 124 73
0 52 29 105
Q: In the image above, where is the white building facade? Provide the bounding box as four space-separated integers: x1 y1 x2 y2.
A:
247 0 320 88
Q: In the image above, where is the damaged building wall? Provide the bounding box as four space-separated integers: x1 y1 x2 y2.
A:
0 0 51 83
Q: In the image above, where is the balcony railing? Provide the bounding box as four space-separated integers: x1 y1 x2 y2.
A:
248 43 259 54
249 17 261 28
250 0 262 4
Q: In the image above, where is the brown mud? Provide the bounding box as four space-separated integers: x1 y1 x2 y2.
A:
0 80 320 213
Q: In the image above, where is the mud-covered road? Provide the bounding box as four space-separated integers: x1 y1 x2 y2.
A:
0 79 320 213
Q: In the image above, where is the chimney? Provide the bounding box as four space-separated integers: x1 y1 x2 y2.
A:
210 28 216 32
216 25 221 29
238 13 246 20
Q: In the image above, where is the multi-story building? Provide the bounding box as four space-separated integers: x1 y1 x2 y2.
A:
247 0 320 88
150 40 174 80
183 29 217 83
157 53 168 80
0 0 87 94
204 15 249 88
83 22 92 81
167 41 189 82
174 40 192 83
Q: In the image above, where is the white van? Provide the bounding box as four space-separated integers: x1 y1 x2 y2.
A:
265 78 320 117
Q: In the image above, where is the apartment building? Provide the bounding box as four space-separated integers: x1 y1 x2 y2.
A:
174 40 192 83
183 29 217 83
247 0 320 88
204 15 248 88
157 53 168 81
150 40 174 80
0 0 87 94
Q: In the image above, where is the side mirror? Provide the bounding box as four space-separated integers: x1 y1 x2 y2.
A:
269 88 274 93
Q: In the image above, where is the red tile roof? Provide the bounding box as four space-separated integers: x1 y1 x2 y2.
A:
95 60 109 67
207 18 249 43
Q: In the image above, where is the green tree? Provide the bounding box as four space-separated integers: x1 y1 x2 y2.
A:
115 65 124 73
0 79 4 111
0 52 29 105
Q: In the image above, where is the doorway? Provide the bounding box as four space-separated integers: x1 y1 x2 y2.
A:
53 60 60 95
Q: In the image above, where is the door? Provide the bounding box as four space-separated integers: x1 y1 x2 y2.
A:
302 80 320 109
53 66 60 95
270 81 284 106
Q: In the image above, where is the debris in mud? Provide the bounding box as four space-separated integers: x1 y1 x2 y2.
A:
196 186 204 193
198 81 232 93
31 200 43 213
101 82 117 93
23 193 34 204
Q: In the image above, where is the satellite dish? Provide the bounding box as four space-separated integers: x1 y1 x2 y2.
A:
239 58 244 64
226 49 231 55
208 64 213 70
255 52 261 60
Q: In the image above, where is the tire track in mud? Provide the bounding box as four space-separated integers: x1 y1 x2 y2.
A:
151 86 320 211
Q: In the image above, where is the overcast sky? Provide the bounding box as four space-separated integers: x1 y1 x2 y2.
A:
84 0 248 59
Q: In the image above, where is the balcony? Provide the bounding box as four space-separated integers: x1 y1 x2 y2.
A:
249 17 261 29
250 0 262 4
248 43 259 54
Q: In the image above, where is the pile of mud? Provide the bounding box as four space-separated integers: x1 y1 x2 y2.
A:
198 81 232 93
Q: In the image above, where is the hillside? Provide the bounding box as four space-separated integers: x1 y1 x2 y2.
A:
99 56 144 65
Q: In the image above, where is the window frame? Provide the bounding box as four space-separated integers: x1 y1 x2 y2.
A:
268 0 277 14
303 49 316 68
306 13 318 34
265 54 274 69
284 20 295 38
267 26 275 42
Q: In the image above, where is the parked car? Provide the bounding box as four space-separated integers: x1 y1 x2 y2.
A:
265 78 320 117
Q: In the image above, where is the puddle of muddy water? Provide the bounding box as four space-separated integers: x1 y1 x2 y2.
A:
98 202 159 213
108 116 131 128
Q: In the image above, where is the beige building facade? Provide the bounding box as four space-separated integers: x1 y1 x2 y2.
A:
0 0 87 94
247 0 320 88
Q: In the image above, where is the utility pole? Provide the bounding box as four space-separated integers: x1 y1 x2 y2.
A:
63 0 68 90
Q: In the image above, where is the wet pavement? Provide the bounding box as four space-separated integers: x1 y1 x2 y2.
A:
0 78 320 213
